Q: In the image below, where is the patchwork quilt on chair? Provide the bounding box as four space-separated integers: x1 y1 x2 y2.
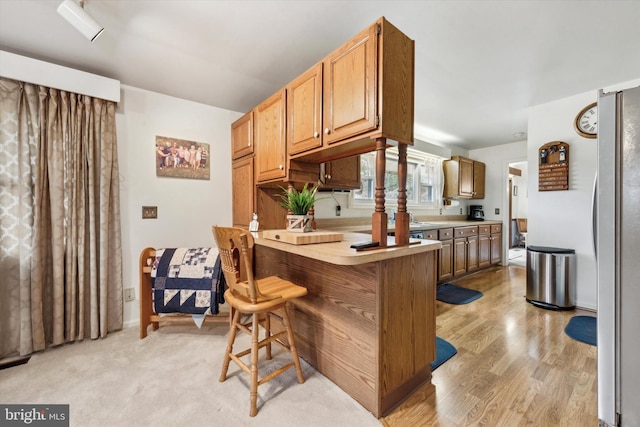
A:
151 247 226 315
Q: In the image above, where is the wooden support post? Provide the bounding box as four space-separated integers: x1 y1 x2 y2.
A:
371 137 388 246
395 143 409 244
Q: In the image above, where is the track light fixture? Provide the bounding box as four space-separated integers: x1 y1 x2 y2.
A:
57 0 104 42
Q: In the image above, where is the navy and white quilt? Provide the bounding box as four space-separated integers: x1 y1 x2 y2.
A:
151 247 226 315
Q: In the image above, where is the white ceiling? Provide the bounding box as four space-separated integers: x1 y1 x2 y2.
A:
1 0 639 150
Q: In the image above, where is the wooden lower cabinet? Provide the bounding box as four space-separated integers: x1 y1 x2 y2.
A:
452 226 479 276
478 233 491 268
490 224 503 264
435 223 501 283
438 239 453 282
231 157 254 228
453 238 467 277
478 225 491 268
466 236 479 272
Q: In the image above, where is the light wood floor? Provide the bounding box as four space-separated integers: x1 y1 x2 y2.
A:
382 264 598 427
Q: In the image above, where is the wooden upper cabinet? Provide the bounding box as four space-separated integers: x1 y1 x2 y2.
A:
443 156 486 199
255 89 287 182
321 156 361 190
323 23 377 145
287 63 323 156
473 161 485 199
458 157 474 197
231 111 253 160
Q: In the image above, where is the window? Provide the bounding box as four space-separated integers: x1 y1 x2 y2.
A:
352 147 443 208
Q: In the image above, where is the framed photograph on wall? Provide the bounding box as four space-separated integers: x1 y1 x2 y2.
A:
155 135 210 180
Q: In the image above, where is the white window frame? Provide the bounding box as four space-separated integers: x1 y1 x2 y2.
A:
350 147 444 210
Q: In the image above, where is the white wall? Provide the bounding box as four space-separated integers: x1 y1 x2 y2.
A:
528 93 598 309
117 85 242 326
527 78 640 310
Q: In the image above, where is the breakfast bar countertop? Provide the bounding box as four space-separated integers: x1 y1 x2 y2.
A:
255 230 441 266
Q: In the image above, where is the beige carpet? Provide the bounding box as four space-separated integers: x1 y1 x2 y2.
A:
0 323 381 426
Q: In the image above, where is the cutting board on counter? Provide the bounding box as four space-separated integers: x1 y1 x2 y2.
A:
262 229 343 245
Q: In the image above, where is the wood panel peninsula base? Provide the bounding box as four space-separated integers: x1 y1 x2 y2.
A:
253 232 441 418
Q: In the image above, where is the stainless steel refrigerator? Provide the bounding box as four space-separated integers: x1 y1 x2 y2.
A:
596 85 640 427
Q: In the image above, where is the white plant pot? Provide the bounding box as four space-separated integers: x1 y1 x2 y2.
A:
286 214 313 232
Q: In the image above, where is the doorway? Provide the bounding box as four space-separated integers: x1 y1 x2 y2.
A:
508 161 528 266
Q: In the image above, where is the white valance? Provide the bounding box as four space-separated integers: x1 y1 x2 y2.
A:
0 50 120 102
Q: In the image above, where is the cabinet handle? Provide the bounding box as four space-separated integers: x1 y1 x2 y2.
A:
324 128 331 135
314 132 320 138
279 164 284 170
327 175 331 180
248 142 251 147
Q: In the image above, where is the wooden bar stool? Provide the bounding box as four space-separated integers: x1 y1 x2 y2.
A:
517 218 528 248
212 226 307 417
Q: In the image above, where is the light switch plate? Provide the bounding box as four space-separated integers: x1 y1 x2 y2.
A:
142 206 157 219
495 208 500 215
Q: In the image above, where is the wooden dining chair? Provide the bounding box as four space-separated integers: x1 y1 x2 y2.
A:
212 226 307 417
516 218 528 248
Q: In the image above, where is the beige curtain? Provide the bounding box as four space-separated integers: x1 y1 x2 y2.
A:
0 78 122 359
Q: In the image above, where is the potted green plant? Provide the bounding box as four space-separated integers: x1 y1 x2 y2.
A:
277 183 323 232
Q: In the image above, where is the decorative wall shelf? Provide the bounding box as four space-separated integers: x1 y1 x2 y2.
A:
538 141 569 191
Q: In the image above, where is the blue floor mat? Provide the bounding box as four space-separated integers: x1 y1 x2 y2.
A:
564 315 597 346
432 336 457 371
436 283 483 305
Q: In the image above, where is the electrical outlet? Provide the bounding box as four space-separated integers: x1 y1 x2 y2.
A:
335 205 341 216
495 208 500 215
124 288 135 302
142 206 157 219
460 208 463 215
439 208 442 215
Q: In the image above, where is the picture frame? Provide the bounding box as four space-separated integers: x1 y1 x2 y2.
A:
155 135 210 180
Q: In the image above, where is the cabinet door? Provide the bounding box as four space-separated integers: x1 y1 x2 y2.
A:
490 232 502 264
287 63 323 156
458 157 475 197
473 161 485 199
453 238 468 276
467 236 479 272
232 157 254 228
323 156 360 189
231 111 253 160
438 239 453 282
255 89 287 182
478 234 491 268
323 23 377 145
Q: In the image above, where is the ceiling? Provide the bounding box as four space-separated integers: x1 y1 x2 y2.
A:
1 1 639 150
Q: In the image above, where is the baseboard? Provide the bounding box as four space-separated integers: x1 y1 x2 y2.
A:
0 355 31 370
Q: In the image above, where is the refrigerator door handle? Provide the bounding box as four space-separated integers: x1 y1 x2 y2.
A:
592 173 597 260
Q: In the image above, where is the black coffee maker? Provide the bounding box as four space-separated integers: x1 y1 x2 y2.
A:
468 205 484 221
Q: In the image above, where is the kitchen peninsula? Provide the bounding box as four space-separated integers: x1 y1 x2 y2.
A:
253 231 441 418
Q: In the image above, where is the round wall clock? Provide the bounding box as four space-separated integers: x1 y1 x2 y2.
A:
574 102 598 139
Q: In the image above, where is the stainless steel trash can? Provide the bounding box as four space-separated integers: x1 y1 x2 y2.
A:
526 245 576 310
